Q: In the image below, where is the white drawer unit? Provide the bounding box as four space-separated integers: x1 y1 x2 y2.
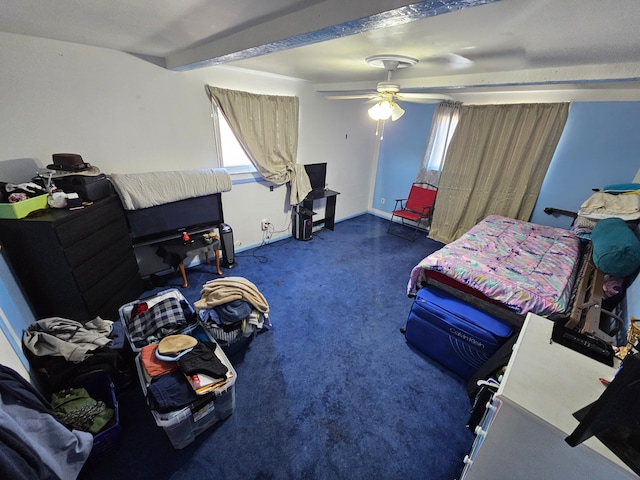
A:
459 313 637 480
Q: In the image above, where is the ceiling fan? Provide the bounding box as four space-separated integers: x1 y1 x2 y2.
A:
326 54 453 122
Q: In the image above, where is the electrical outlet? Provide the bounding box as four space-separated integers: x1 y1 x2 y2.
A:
261 219 269 231
380 197 385 205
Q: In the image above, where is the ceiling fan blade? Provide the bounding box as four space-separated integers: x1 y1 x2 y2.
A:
395 92 453 103
325 93 379 100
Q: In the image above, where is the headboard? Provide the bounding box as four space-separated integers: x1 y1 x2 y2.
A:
124 193 224 246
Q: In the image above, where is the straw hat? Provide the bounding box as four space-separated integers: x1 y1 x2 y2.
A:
157 334 198 356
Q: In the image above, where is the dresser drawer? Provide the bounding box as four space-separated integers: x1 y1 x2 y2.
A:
87 275 145 320
63 219 130 269
81 257 141 315
54 196 125 247
72 235 138 291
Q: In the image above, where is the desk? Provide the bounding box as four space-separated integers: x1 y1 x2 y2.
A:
303 189 340 230
154 236 222 288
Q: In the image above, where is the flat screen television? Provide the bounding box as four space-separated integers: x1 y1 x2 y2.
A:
124 193 224 246
565 351 640 475
304 162 327 191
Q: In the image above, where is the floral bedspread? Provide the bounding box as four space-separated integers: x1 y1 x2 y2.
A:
408 215 582 316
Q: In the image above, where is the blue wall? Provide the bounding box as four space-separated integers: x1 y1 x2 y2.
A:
374 101 640 229
373 102 437 213
531 102 640 228
0 251 36 373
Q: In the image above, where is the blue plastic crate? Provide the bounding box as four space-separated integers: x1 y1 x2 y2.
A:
71 371 121 462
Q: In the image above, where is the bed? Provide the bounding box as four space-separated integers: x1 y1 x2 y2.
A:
407 215 609 334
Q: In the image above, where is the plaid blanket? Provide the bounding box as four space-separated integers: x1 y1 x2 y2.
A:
128 297 188 347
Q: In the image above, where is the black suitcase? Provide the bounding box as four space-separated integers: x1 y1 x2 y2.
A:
55 173 112 202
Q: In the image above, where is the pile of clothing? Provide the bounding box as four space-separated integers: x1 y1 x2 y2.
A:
0 364 93 479
139 334 231 412
126 295 195 349
573 184 640 235
0 181 47 203
194 277 271 350
22 317 131 392
51 385 114 434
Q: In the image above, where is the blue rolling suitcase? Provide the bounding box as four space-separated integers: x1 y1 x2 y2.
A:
405 285 514 379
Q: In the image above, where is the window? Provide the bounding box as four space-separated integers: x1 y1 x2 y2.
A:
213 106 256 174
415 101 461 188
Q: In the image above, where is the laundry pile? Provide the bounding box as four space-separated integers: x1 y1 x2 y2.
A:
194 276 272 353
22 316 132 393
0 364 93 479
51 385 114 434
126 295 196 349
123 287 242 449
139 333 233 412
0 181 47 203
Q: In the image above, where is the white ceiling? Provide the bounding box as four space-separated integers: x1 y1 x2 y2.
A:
2 0 640 101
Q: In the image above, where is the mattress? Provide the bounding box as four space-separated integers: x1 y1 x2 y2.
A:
408 215 582 316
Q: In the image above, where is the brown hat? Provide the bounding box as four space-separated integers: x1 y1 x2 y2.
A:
47 153 93 172
157 334 198 356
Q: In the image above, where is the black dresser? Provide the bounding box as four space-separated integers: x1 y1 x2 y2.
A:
0 195 143 321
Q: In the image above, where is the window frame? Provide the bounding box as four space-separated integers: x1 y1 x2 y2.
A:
211 103 257 175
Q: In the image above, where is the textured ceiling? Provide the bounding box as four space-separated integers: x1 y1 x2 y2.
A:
2 0 640 100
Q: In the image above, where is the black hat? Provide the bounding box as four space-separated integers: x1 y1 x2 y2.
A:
46 153 100 176
47 153 92 171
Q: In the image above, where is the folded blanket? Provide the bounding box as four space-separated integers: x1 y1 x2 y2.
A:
578 191 640 221
109 168 231 210
194 277 269 313
580 191 640 214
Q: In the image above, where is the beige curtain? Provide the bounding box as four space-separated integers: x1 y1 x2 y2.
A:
207 85 311 205
429 102 570 243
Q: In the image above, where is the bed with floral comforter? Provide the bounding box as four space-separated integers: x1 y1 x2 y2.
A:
408 215 582 317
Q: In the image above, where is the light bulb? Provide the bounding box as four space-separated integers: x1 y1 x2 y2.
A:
377 101 393 120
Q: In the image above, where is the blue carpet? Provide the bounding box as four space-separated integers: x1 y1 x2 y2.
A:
79 214 474 480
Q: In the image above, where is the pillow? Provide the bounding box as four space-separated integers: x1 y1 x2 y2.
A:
591 217 640 277
602 183 640 193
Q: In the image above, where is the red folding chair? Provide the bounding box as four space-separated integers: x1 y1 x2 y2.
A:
387 183 437 241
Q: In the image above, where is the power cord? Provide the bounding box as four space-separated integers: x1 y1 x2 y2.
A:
236 217 295 264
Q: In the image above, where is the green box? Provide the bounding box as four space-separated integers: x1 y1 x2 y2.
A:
0 194 49 219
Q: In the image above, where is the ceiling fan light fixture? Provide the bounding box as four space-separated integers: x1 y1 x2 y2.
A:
368 101 391 121
368 100 404 121
390 102 405 121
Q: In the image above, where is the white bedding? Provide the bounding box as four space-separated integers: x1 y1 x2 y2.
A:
109 168 232 210
578 191 640 221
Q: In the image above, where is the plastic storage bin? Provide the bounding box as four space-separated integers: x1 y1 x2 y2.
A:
0 194 48 219
119 288 195 352
135 335 236 449
71 371 121 462
199 319 256 358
